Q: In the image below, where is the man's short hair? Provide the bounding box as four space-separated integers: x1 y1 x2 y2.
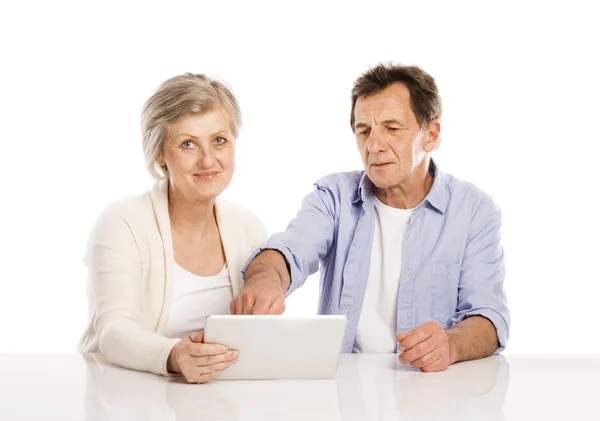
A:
350 63 442 130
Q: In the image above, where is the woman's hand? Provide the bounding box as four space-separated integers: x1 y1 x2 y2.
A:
167 331 238 383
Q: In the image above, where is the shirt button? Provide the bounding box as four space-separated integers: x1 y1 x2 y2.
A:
343 309 349 316
406 270 413 280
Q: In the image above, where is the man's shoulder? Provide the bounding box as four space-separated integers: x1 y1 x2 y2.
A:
313 170 364 196
443 172 501 215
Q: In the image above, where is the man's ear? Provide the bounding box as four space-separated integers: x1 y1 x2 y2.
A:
424 119 441 153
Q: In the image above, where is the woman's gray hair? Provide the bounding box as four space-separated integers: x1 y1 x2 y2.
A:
141 73 242 179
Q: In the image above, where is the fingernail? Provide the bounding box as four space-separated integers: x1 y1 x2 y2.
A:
399 346 405 352
229 350 239 359
219 346 228 353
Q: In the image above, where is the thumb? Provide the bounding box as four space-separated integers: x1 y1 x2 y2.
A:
191 330 204 343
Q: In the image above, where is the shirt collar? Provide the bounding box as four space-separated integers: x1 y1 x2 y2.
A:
352 159 448 214
424 159 448 213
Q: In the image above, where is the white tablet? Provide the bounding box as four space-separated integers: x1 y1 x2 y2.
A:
203 315 348 380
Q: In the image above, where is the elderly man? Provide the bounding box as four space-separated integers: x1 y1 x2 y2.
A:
230 63 509 372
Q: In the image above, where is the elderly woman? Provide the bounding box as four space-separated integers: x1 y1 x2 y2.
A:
79 74 266 383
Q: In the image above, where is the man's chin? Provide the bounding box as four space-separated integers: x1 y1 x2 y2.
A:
367 173 395 190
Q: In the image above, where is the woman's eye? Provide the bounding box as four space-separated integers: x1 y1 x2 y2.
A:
182 141 195 149
215 137 227 145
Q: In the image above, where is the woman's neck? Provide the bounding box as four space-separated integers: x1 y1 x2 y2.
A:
168 185 217 233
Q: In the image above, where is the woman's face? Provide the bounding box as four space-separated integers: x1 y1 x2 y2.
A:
161 109 236 203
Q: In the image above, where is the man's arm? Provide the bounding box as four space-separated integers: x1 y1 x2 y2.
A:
245 249 291 292
451 197 509 353
397 196 509 372
230 183 338 315
446 316 498 363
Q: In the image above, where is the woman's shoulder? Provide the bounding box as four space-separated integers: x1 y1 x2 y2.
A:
82 190 156 262
216 198 267 238
88 189 157 242
96 190 154 222
216 198 260 222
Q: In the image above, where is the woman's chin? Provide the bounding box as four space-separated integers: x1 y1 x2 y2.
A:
191 185 226 202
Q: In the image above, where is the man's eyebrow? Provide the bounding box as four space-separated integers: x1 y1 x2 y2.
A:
354 122 370 131
354 119 407 131
380 119 405 126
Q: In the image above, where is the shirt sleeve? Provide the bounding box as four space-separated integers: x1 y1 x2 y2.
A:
242 183 337 296
450 198 510 353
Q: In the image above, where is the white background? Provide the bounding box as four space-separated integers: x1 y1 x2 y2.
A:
0 0 598 354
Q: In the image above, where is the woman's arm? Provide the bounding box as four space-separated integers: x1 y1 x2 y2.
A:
85 204 180 375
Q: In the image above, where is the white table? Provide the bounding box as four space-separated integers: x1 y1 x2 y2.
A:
0 353 598 420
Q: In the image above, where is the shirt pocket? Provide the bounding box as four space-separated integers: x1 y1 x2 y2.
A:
429 261 461 328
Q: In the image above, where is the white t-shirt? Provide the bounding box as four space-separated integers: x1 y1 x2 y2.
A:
353 196 414 353
162 263 233 339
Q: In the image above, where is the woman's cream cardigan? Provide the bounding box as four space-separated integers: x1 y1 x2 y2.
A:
78 180 267 375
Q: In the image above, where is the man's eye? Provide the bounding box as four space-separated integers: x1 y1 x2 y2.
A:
215 137 227 145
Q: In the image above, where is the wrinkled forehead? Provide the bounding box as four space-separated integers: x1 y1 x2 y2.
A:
353 84 414 126
168 109 233 139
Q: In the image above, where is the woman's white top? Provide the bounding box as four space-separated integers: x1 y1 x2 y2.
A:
162 263 233 339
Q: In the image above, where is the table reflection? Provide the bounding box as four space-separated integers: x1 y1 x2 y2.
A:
83 353 508 421
336 354 510 421
83 354 341 421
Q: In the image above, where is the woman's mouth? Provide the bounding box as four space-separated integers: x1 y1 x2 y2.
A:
194 172 218 180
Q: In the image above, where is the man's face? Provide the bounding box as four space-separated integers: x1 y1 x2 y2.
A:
353 83 439 189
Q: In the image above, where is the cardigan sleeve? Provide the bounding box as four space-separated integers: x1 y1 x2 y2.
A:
84 203 180 376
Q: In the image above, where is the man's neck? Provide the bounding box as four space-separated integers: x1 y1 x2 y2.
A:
374 162 434 209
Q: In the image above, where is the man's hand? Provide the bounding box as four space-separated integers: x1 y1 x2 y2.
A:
230 250 289 315
230 271 285 315
397 321 458 372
